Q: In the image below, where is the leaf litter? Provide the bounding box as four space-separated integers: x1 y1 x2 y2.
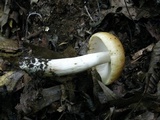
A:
0 0 160 119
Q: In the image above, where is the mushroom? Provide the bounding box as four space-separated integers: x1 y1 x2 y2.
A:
19 32 125 85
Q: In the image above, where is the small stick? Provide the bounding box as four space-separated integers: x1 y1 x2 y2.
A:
25 12 42 40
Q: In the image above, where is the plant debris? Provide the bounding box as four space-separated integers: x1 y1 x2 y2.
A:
0 0 160 120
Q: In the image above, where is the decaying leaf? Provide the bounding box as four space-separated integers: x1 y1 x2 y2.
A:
0 58 8 71
0 2 4 18
0 0 10 32
109 0 133 7
145 21 160 41
132 43 154 61
81 92 95 111
9 11 19 23
30 0 39 5
98 81 118 101
0 71 14 86
57 105 66 112
106 0 157 20
144 41 160 94
48 34 58 51
133 111 155 120
16 85 64 114
0 71 30 92
0 36 22 57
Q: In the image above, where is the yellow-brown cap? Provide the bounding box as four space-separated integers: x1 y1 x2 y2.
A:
88 32 125 85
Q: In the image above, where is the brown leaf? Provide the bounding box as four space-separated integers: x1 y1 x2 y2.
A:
15 85 63 114
98 81 119 101
0 0 10 32
0 71 30 92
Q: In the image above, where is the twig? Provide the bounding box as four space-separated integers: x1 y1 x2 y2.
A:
124 0 134 22
25 12 42 40
84 5 94 21
131 43 154 62
27 29 43 39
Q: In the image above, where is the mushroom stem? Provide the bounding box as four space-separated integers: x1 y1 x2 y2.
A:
19 32 125 85
19 52 110 76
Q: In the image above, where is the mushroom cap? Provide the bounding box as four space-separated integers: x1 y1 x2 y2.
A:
88 32 125 85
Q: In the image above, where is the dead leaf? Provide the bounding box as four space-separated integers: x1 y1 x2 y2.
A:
133 111 155 120
0 0 10 32
107 0 154 20
0 71 30 92
9 11 19 23
16 85 63 114
98 81 119 101
57 105 66 112
145 22 160 41
30 0 39 5
0 2 4 18
109 0 133 7
132 43 154 61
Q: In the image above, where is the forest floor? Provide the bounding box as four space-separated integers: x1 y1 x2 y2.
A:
0 0 160 120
